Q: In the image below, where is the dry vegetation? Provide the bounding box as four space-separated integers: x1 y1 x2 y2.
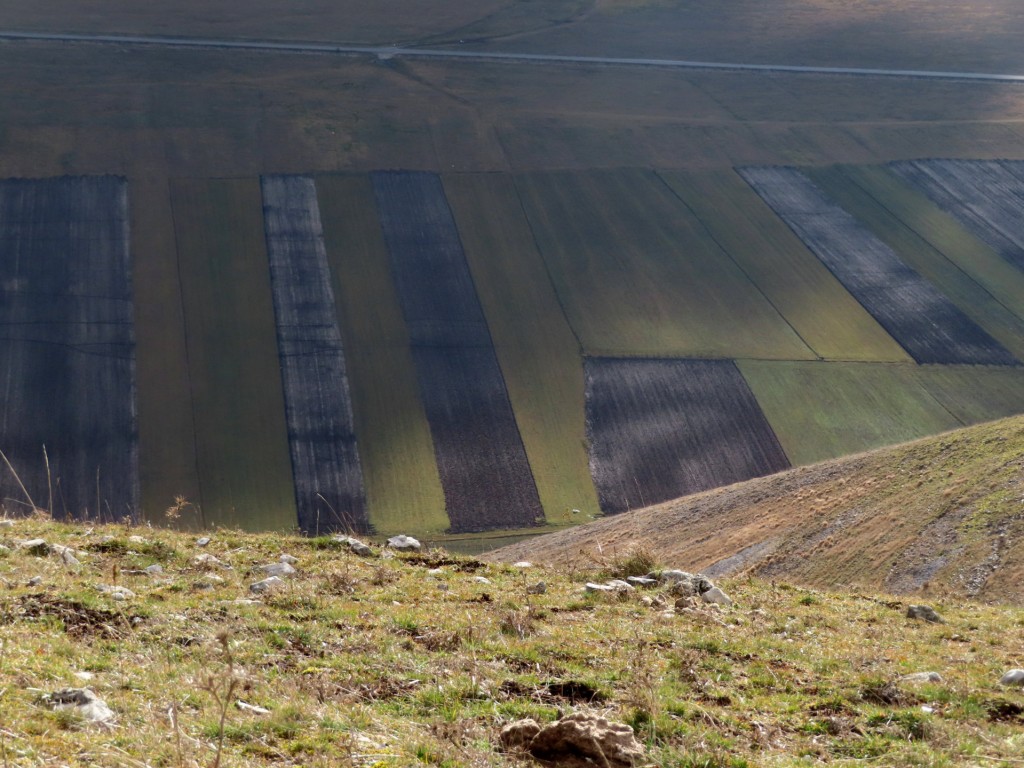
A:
492 414 1024 606
1 513 1024 767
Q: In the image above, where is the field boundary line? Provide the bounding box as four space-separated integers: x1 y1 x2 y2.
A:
4 30 1024 83
653 170 820 362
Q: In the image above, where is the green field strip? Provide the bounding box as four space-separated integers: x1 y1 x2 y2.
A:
315 174 448 535
443 172 599 526
737 360 962 467
169 177 296 531
512 168 815 360
658 169 911 363
130 177 202 527
912 366 1024 425
837 165 1024 325
806 165 1024 362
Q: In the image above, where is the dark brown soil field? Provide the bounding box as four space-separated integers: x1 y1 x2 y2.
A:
262 175 367 534
372 171 543 533
585 358 790 514
0 176 136 520
741 166 1018 366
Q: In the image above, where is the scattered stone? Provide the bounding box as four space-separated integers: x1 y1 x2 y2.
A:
1000 669 1024 686
386 535 422 552
279 554 298 565
27 576 43 587
526 581 547 595
74 671 94 682
585 582 614 593
427 568 444 575
658 569 694 585
235 700 271 715
605 579 635 591
907 605 943 623
194 553 230 569
901 671 943 684
97 584 135 601
127 535 148 545
626 576 657 587
261 562 296 578
474 576 492 584
249 576 284 594
0 519 13 528
48 688 114 725
196 536 211 547
701 587 733 606
500 713 645 768
640 596 653 607
18 538 49 556
334 536 373 556
143 564 164 575
512 561 533 569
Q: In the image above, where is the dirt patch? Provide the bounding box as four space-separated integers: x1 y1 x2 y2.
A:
9 594 137 639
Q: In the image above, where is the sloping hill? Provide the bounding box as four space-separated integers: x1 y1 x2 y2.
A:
489 414 1024 604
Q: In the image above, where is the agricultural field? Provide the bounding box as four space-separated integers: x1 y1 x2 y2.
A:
443 173 599 525
835 164 1024 324
372 171 543 533
737 360 964 466
585 358 790 514
261 175 367 534
169 177 296 531
514 168 815 359
891 159 1024 273
315 175 449 536
657 169 910 362
740 166 1018 366
805 164 1024 362
0 176 137 520
913 365 1024 425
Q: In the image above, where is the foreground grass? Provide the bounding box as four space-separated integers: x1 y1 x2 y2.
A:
1 519 1022 767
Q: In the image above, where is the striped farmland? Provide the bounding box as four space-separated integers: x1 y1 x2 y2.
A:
585 358 790 515
0 176 137 520
890 159 1024 273
740 166 1017 366
371 171 543 533
262 175 368 535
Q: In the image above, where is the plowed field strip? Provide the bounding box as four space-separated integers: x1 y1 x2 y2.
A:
585 358 790 515
657 169 909 362
838 165 1024 325
262 175 368 535
131 177 201 526
372 171 543 533
807 165 1024 362
740 167 1017 366
316 175 447 535
890 159 1024 273
514 168 815 360
737 360 962 467
443 172 598 524
0 176 137 520
170 177 296 531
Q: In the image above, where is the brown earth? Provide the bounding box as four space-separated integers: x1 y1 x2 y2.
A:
488 414 1024 604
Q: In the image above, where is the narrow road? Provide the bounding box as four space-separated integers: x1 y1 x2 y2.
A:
2 29 1024 83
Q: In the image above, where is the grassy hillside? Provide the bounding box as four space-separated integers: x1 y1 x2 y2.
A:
491 414 1024 605
2 515 1024 767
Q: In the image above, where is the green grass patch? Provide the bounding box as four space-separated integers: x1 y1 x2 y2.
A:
514 168 815 359
169 177 296 530
737 360 961 466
